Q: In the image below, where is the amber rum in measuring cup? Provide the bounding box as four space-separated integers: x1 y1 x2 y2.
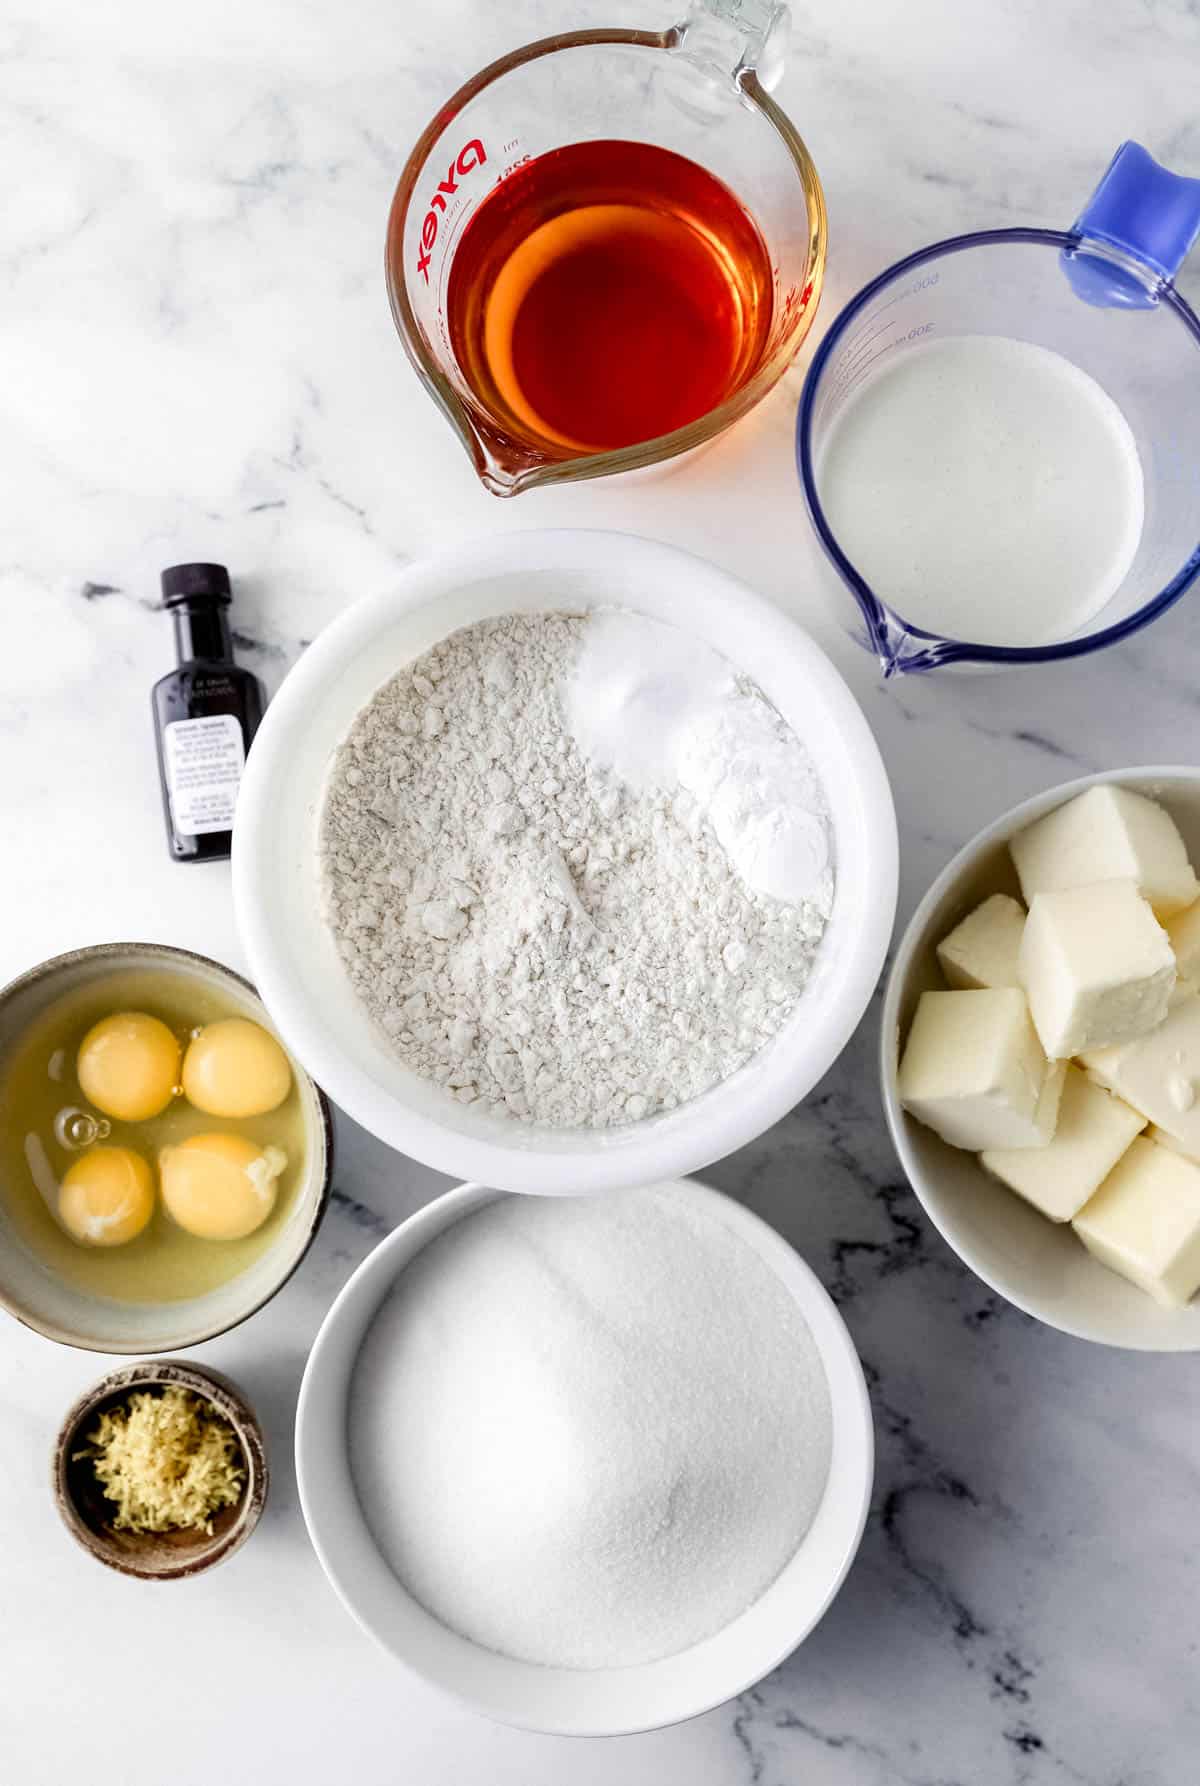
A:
387 4 826 494
447 140 774 455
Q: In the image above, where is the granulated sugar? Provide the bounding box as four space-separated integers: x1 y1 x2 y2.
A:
318 610 833 1128
349 1186 833 1669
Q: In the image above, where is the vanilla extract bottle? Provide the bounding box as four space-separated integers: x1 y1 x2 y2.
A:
151 563 265 863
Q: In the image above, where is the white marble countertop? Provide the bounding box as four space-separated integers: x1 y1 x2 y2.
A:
3 1 1199 1780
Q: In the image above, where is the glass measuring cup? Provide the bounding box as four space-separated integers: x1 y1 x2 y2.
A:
797 143 1200 674
387 2 826 496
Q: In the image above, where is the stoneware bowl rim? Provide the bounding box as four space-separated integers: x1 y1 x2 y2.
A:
54 1358 268 1579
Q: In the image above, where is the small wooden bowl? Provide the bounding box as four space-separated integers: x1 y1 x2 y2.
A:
54 1360 268 1579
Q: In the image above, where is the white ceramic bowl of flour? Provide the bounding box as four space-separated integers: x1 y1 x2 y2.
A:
233 530 897 1192
295 1177 874 1735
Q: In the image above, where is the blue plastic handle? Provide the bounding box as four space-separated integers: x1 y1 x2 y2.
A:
1064 141 1200 308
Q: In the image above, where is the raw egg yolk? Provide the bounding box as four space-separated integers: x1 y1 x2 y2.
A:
77 1012 181 1122
159 1133 287 1241
58 1146 155 1247
182 1019 292 1119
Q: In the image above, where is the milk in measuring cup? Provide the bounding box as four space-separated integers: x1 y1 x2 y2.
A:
818 335 1145 649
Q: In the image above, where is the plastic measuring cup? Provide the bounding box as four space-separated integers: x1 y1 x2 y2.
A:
797 143 1200 674
387 2 826 496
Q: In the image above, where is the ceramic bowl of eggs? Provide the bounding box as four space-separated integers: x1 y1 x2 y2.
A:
882 768 1200 1350
0 941 332 1352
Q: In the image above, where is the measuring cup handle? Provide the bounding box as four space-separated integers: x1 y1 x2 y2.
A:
677 0 792 92
1065 141 1200 309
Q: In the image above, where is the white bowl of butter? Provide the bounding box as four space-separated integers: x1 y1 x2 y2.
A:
882 768 1200 1351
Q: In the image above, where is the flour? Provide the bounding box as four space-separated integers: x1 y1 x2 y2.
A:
318 610 833 1128
349 1185 833 1669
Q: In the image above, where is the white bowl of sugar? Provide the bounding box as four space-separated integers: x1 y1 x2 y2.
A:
233 530 897 1193
295 1177 874 1735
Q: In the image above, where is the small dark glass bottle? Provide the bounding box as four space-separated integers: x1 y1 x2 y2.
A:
151 563 265 863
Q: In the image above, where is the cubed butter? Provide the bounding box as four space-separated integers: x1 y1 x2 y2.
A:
1073 1137 1200 1306
1018 880 1175 1058
1082 988 1200 1160
936 894 1026 990
1166 899 1200 983
898 988 1063 1152
1010 784 1198 918
1146 1125 1190 1156
981 1065 1145 1222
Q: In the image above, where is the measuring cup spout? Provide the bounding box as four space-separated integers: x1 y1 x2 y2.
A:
423 381 550 497
849 589 953 676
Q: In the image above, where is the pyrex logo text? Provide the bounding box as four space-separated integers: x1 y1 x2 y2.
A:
416 140 487 283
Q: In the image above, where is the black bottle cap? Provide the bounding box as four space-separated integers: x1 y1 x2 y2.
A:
161 562 232 607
